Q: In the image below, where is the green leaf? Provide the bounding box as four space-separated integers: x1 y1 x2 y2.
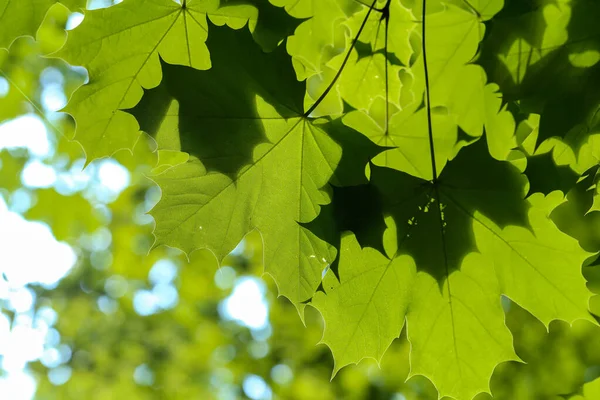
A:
311 138 594 399
245 0 303 51
275 0 375 79
551 165 600 252
404 255 518 400
337 0 516 182
582 376 600 399
479 0 600 151
570 376 600 400
524 149 579 196
28 0 600 397
135 24 380 310
0 0 85 50
312 230 418 375
58 0 297 162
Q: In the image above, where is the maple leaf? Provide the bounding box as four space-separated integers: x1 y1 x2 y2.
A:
302 0 595 397
524 150 579 196
551 165 600 253
131 22 381 311
55 0 300 161
569 375 600 399
311 137 594 399
25 0 600 398
479 0 600 152
0 0 85 50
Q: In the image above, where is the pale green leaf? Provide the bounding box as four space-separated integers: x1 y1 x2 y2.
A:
138 25 358 310
59 0 293 162
311 138 593 399
0 0 85 50
479 0 600 151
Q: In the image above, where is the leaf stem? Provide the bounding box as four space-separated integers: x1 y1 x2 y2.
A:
383 0 390 135
304 0 379 117
421 0 438 182
461 0 481 18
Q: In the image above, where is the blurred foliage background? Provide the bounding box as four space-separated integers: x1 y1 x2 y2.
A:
1 1 600 399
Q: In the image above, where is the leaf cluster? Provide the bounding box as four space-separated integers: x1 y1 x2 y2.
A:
3 0 600 399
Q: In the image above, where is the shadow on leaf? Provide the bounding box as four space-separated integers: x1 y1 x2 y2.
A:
309 137 531 285
130 21 305 177
479 0 600 152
